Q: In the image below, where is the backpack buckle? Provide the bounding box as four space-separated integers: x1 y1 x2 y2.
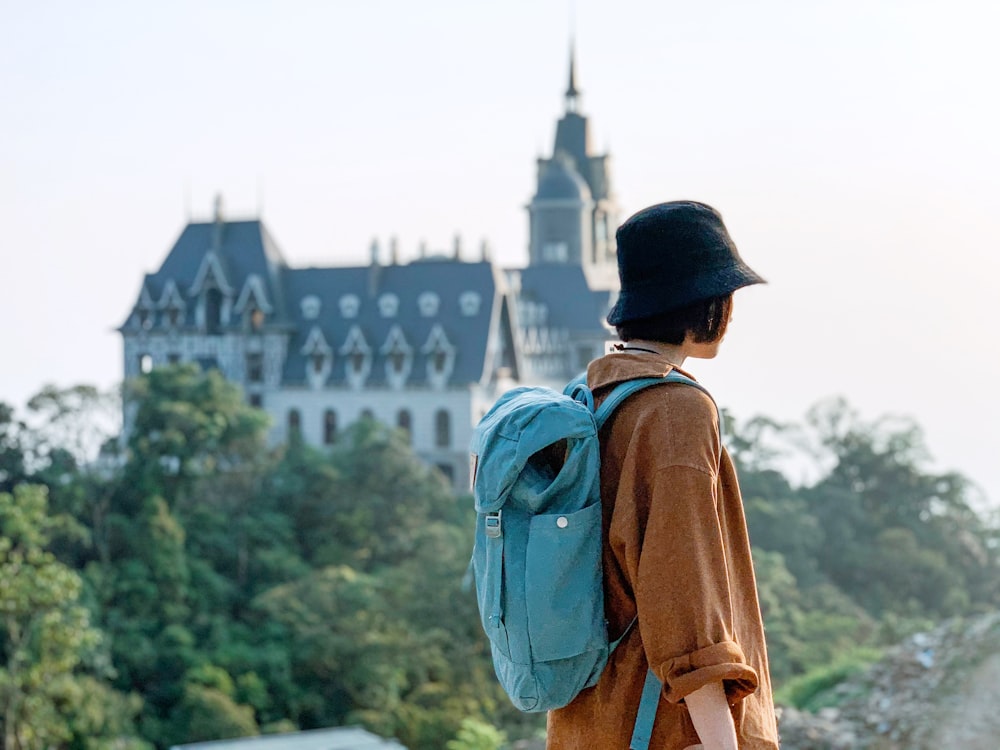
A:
484 511 503 538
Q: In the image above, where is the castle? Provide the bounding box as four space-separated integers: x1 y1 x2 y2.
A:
120 53 621 492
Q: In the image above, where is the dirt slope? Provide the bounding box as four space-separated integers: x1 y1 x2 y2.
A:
778 612 1000 749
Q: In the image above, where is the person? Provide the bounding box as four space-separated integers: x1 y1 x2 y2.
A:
546 201 780 749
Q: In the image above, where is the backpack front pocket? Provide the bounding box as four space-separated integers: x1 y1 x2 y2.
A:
523 501 606 662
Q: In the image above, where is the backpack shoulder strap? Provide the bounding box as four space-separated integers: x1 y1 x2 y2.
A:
593 371 716 430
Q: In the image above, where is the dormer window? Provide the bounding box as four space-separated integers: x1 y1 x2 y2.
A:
134 282 156 331
250 308 265 331
311 351 326 374
422 324 455 388
205 288 223 334
234 275 273 333
380 326 412 389
418 292 440 317
459 291 482 316
189 251 234 333
158 280 186 330
339 294 360 319
378 293 399 318
301 295 321 320
339 326 371 389
302 326 333 389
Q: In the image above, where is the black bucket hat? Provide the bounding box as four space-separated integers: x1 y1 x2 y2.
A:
606 200 766 326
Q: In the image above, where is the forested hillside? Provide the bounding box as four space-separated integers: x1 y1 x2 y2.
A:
0 365 997 749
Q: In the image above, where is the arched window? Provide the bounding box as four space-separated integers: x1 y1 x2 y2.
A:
288 409 301 441
246 352 263 383
434 409 451 448
397 410 412 444
323 409 337 445
361 408 374 421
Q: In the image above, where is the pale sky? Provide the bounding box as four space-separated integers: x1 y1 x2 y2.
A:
3 0 998 506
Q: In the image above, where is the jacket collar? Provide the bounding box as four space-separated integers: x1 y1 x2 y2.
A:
586 351 699 394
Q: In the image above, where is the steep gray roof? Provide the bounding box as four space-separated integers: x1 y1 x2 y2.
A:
121 219 289 329
282 258 502 387
516 264 613 334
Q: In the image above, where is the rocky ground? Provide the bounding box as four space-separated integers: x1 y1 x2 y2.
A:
510 612 1000 749
777 611 1000 749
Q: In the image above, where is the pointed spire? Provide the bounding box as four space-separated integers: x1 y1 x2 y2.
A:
212 193 225 250
565 41 580 112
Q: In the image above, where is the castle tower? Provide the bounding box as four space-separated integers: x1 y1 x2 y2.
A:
527 45 620 291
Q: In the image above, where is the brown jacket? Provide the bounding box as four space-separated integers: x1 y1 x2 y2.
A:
546 352 779 749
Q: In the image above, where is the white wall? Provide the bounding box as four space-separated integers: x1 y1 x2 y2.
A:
265 385 487 493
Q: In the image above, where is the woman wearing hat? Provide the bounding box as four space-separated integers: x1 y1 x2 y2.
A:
546 202 780 749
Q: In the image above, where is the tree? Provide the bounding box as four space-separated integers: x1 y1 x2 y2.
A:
445 718 508 750
165 666 259 742
309 418 461 570
0 405 27 494
802 397 999 617
123 364 269 508
0 485 144 749
25 385 120 469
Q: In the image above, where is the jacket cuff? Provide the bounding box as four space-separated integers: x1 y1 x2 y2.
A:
656 641 759 704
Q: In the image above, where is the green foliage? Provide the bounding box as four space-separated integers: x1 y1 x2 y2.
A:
3 374 997 748
0 403 28 493
124 364 269 505
731 399 1000 698
774 648 883 711
166 683 259 742
0 485 144 749
270 418 460 571
445 717 508 750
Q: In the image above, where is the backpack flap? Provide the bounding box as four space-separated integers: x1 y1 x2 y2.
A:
470 387 599 515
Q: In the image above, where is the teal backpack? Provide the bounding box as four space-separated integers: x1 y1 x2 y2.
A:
469 371 711 750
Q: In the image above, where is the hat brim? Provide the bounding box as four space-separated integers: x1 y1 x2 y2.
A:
606 261 765 326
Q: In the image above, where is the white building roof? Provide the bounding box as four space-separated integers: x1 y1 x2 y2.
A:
170 726 407 750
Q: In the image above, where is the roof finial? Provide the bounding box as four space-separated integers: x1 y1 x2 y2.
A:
565 39 580 112
213 193 224 223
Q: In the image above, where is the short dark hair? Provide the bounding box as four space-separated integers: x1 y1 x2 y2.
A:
615 294 733 345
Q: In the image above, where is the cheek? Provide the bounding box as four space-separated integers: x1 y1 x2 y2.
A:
691 340 723 360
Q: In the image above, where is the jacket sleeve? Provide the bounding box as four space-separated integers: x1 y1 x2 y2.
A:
633 463 759 704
